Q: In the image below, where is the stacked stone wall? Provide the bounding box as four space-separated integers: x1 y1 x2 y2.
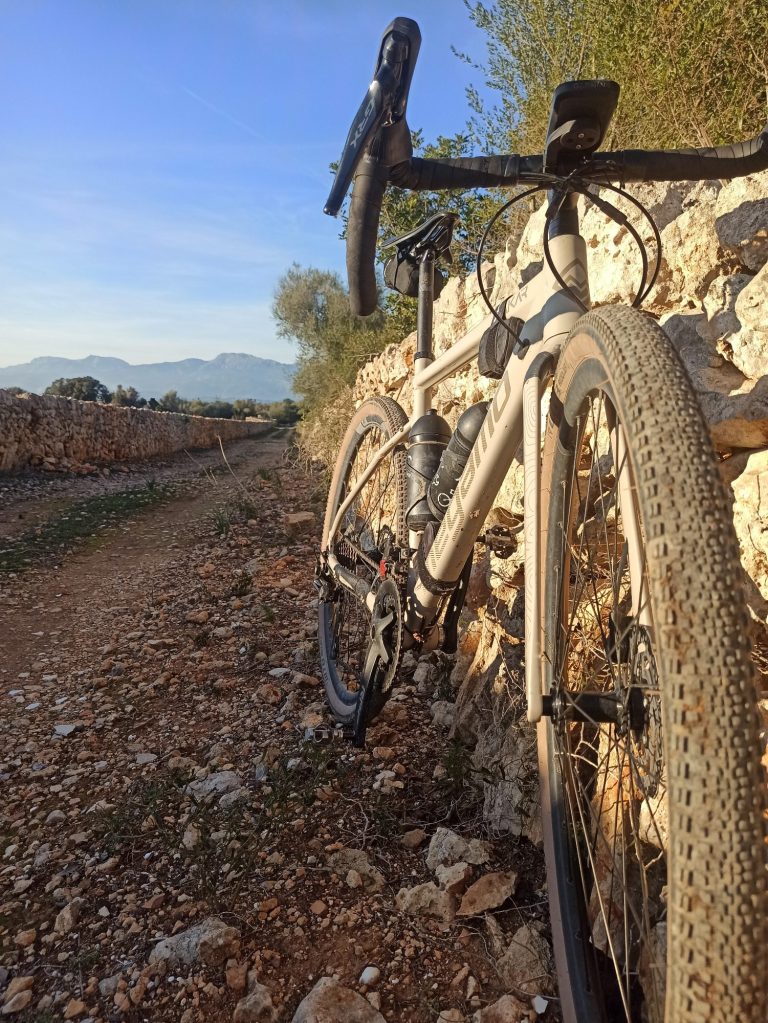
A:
350 170 768 839
0 390 273 473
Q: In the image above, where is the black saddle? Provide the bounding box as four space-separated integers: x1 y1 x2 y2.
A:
383 211 457 259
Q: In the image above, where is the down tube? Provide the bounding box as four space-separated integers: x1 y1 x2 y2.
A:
411 332 565 621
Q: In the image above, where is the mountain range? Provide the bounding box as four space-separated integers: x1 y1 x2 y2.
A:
0 353 296 402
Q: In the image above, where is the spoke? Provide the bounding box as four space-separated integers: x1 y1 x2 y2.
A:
551 385 665 1021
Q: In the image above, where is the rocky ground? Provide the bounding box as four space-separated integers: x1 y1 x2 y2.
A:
0 434 552 1023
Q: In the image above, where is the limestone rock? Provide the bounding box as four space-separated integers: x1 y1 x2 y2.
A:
185 770 242 803
730 448 768 621
291 977 387 1022
456 871 517 917
435 861 474 897
497 922 554 994
728 263 768 379
395 882 457 924
54 898 83 934
714 169 768 271
327 848 385 892
233 984 277 1023
1 990 33 1015
471 994 529 1022
426 827 492 872
149 917 240 968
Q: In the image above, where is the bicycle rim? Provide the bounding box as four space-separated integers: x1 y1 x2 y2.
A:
319 398 407 721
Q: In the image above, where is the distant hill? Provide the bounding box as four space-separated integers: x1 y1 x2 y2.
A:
0 353 296 402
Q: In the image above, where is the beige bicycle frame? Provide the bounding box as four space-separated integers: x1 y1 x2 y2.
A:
326 229 645 723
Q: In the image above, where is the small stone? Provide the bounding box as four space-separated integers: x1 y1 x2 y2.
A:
309 899 327 917
532 996 548 1015
54 723 81 737
436 1010 465 1022
135 752 157 765
233 983 277 1022
98 975 121 998
372 746 395 761
400 828 427 849
1 991 33 1015
431 700 456 730
149 917 240 967
359 966 381 987
64 998 87 1018
3 978 34 1002
457 871 518 917
497 923 554 994
435 861 474 897
185 771 241 802
395 882 457 924
256 683 282 705
293 672 320 687
54 899 83 934
327 848 385 893
13 928 36 947
472 995 530 1023
226 959 248 993
426 827 493 872
45 809 66 824
291 978 386 1022
185 609 209 623
346 869 363 889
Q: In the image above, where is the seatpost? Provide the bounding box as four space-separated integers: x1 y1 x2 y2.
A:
413 248 435 418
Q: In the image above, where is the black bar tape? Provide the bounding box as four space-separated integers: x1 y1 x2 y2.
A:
601 125 768 183
347 157 390 317
390 154 525 190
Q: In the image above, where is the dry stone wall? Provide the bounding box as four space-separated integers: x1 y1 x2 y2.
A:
0 389 273 474
352 170 767 840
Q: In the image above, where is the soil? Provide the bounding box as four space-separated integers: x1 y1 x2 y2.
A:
0 435 549 1022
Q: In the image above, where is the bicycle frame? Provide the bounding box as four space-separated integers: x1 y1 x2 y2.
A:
326 210 643 723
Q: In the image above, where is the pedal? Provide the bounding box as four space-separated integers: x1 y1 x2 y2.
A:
480 524 518 559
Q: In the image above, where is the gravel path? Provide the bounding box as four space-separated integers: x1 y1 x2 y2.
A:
0 436 553 1022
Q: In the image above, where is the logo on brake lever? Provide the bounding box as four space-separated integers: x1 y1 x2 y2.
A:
351 98 376 150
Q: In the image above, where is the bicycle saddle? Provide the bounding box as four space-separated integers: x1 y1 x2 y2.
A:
383 212 456 258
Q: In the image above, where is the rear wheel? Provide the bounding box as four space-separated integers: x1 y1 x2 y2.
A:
538 305 766 1022
318 396 408 725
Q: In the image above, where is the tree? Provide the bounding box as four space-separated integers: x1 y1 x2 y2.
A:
460 0 768 155
268 399 301 426
159 390 184 413
111 384 142 407
3 386 26 396
45 376 111 402
273 265 394 413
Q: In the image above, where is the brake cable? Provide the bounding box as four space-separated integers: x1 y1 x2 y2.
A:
475 174 662 327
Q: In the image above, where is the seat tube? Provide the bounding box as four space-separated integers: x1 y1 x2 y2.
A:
413 250 435 419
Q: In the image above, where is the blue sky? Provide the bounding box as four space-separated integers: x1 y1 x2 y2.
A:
0 1 491 369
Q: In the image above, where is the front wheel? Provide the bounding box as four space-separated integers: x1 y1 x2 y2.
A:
318 396 408 725
538 305 766 1022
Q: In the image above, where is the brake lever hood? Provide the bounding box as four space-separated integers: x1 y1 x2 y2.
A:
324 17 421 216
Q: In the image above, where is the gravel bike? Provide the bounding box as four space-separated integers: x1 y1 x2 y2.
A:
315 17 768 1023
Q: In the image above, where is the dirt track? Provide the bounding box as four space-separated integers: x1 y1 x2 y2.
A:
0 435 550 1022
